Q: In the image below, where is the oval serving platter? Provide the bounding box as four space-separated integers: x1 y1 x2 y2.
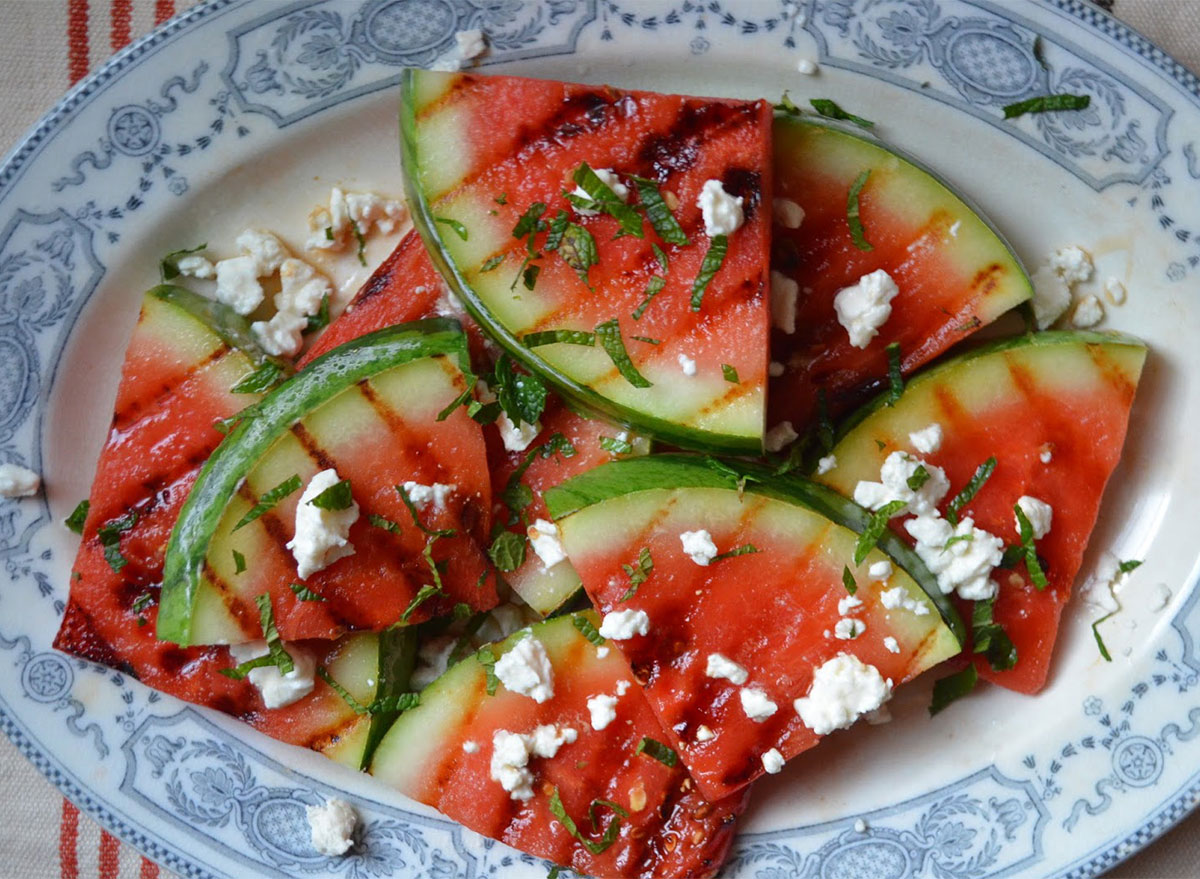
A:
2 1 1200 877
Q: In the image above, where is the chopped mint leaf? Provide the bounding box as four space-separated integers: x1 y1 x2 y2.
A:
65 499 90 535
522 262 541 291
232 549 246 575
1003 94 1091 119
480 254 504 273
722 363 740 383
945 457 996 526
972 597 1017 671
846 169 873 252
1092 612 1114 662
571 163 643 238
159 243 207 282
853 500 907 565
309 478 354 511
495 192 508 205
929 664 978 715
1118 559 1143 574
1014 502 1049 590
906 463 930 491
221 594 294 679
234 474 302 532
352 223 367 267
572 616 606 647
305 295 331 333
630 175 689 246
810 97 875 129
231 361 284 395
774 91 801 116
435 216 469 241
713 544 760 563
476 647 500 695
600 435 634 455
630 335 660 345
636 736 678 767
842 565 857 595
493 353 548 427
97 510 139 573
549 786 624 855
632 275 666 321
595 319 653 388
691 234 728 311
488 529 526 573
395 483 455 539
290 582 326 602
620 546 654 602
652 242 670 272
523 329 596 347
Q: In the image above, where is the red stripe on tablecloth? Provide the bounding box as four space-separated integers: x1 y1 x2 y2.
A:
140 857 160 879
111 0 132 51
67 0 90 84
99 830 121 879
154 0 176 26
59 800 80 879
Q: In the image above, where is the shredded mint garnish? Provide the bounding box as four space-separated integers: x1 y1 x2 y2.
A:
317 666 420 715
774 91 802 116
713 544 760 563
620 546 654 602
652 242 670 272
691 234 729 311
1118 559 1143 574
630 335 660 345
600 435 634 455
846 169 873 252
231 361 284 395
97 511 139 573
476 647 500 695
636 736 679 767
221 595 294 680
906 463 930 491
65 499 89 535
159 243 207 282
290 582 326 602
722 363 740 383
352 223 367 267
310 478 354 511
632 275 666 320
945 457 996 526
810 98 875 129
395 483 455 539
1013 503 1049 590
842 565 857 595
595 319 653 388
435 216 469 241
1092 613 1114 662
1003 94 1091 119
493 354 549 428
572 616 607 647
479 254 504 273
548 786 624 855
929 664 978 715
972 597 1017 671
548 215 599 286
234 474 302 532
232 549 246 575
853 500 907 565
570 163 643 238
305 295 331 333
523 329 596 347
488 529 526 572
630 175 689 246
369 513 400 534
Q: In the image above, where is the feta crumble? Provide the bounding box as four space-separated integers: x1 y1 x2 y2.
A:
905 513 1003 601
834 618 864 640
879 586 930 616
833 269 899 348
1050 245 1094 284
599 609 651 640
251 308 308 358
214 255 265 315
705 653 749 685
883 636 900 654
680 529 719 566
695 724 715 742
852 451 950 517
287 468 359 579
837 594 863 616
572 167 629 215
237 228 291 276
761 748 785 774
1071 294 1104 328
908 423 943 455
277 258 333 317
1039 446 1054 464
773 198 805 229
868 560 893 581
793 653 893 736
527 518 568 570
306 798 357 857
229 640 316 709
1015 495 1053 540
0 463 40 498
697 178 745 237
490 725 577 801
175 254 215 279
770 270 799 333
816 454 838 475
307 187 407 251
796 57 819 75
462 740 480 754
678 353 698 376
1030 265 1072 329
455 28 487 61
740 687 778 721
1104 277 1127 305
402 480 455 512
764 421 799 453
497 412 541 452
587 693 620 730
494 635 555 702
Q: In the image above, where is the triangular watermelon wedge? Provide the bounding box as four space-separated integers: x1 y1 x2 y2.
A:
401 69 773 454
815 331 1147 693
768 115 1032 431
545 456 961 800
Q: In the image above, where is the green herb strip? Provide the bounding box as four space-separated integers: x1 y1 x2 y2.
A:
65 499 90 534
886 342 904 406
231 361 283 395
631 276 666 321
945 457 996 526
369 513 400 533
906 464 930 492
159 243 207 281
636 737 679 767
435 216 470 241
652 242 670 272
1003 93 1091 119
929 664 978 715
523 329 596 348
630 175 689 246
600 435 634 455
1014 503 1049 590
810 97 875 128
853 500 907 565
571 163 643 238
1092 612 1114 662
494 354 549 427
846 169 873 252
232 549 247 575
722 363 740 383
842 565 857 595
619 546 654 602
1119 559 1143 574
234 474 302 532
290 582 326 602
352 224 367 267
713 544 760 563
630 335 660 345
595 319 653 388
305 295 331 334
480 254 504 273
221 595 294 679
317 666 420 715
488 529 526 572
972 597 1017 671
476 647 500 695
548 787 624 855
691 234 729 311
572 616 606 647
98 511 139 573
553 221 599 285
309 478 354 511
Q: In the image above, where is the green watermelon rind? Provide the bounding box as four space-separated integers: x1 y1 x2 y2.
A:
148 284 284 370
398 68 763 457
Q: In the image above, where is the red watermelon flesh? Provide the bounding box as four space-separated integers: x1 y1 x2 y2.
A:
768 118 1031 431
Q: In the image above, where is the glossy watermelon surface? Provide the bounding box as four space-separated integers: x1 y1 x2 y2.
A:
546 457 959 799
402 69 773 453
769 117 1032 430
370 613 748 878
817 331 1146 693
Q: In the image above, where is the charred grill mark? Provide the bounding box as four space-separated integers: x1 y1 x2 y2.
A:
112 343 233 430
1084 344 1138 403
157 643 196 677
512 89 621 160
306 714 367 752
636 101 761 182
721 168 762 220
290 421 339 472
201 556 261 635
53 600 128 670
352 237 414 308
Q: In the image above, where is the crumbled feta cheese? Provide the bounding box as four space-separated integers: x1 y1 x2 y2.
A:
816 454 838 476
287 468 359 579
410 634 457 690
773 199 805 229
587 693 620 730
307 187 406 250
1150 583 1172 613
596 646 610 659
277 258 333 317
214 256 265 315
345 190 407 236
1039 446 1054 464
837 594 863 616
494 635 555 702
455 28 487 61
0 464 40 498
852 451 950 517
678 353 698 376
1071 294 1104 328
1104 277 1127 305
680 529 719 566
764 421 799 453
879 586 930 616
795 58 818 75
741 687 778 722
598 609 651 640
793 653 893 736
833 269 899 348
1015 495 1053 540
768 360 786 378
462 740 480 754
695 725 715 742
908 423 943 455
834 618 864 640
306 798 357 856
237 228 291 276
497 412 541 452
697 178 744 237
490 725 577 801
229 640 316 709
883 636 900 654
1050 245 1094 284
1030 265 1072 329
705 652 749 685
572 167 629 215
251 308 308 358
402 480 455 512
527 518 568 570
868 560 893 581
175 254 215 279
616 680 630 696
905 513 1003 601
853 818 868 833
770 270 799 334
761 748 785 774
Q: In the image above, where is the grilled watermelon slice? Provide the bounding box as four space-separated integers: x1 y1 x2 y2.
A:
158 318 499 646
401 68 773 454
370 612 748 878
815 330 1146 694
545 456 960 800
769 116 1032 431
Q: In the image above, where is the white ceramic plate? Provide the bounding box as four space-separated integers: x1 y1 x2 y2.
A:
3 1 1200 876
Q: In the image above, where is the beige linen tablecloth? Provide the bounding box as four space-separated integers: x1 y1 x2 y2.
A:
2 1 1199 876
